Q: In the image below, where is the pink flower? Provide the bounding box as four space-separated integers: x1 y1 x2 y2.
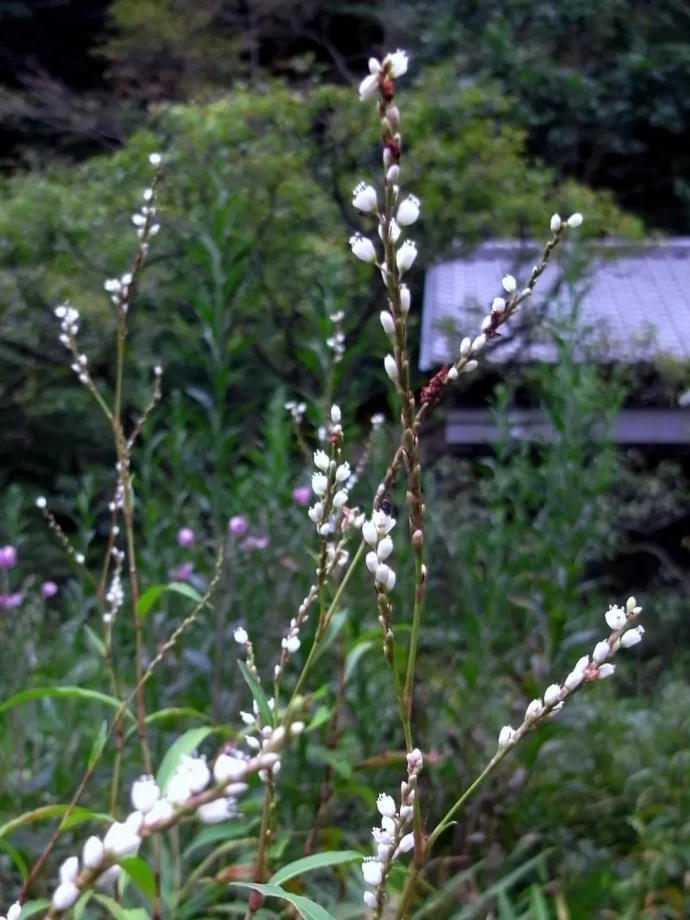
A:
228 516 248 536
0 592 23 609
292 486 310 506
171 562 194 581
0 546 17 568
240 536 269 551
42 581 59 599
177 527 195 548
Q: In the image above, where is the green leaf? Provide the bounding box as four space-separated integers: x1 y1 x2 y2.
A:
84 625 106 657
306 706 332 733
137 582 203 619
156 727 216 791
0 838 29 880
19 901 51 920
237 661 272 726
269 850 362 886
93 895 150 920
119 857 157 899
0 805 111 840
73 892 93 920
344 641 374 684
0 687 134 720
448 852 551 919
309 745 352 779
231 883 336 920
183 818 260 860
88 720 109 769
125 707 215 742
529 885 550 920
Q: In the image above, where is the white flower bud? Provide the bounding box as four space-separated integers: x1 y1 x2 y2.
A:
366 551 379 573
312 472 328 497
398 833 415 853
308 503 324 523
82 836 105 869
362 858 384 887
376 536 394 561
149 153 162 166
620 626 644 648
593 640 610 664
363 892 377 908
383 50 409 78
567 212 583 228
491 296 506 314
380 311 395 334
214 753 247 785
377 793 397 818
395 240 417 274
349 234 377 263
52 882 80 912
179 755 211 794
352 182 378 213
95 866 121 891
550 213 562 232
464 360 478 373
605 605 626 630
498 725 516 747
330 404 341 424
400 284 411 315
460 337 471 356
574 655 590 673
597 663 616 679
626 596 638 613
103 821 141 858
544 684 562 707
197 798 235 825
335 462 350 483
375 563 392 585
233 627 248 645
131 775 160 814
333 489 348 508
369 58 381 75
359 74 379 100
448 366 458 380
286 635 301 654
314 450 329 472
59 856 80 885
363 521 378 547
143 799 174 828
472 334 486 352
525 698 543 721
7 904 21 920
502 274 516 293
564 669 584 692
481 316 492 332
165 774 192 808
397 195 420 227
386 569 396 591
384 354 399 381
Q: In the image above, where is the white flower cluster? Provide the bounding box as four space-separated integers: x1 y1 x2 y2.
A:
358 51 409 101
43 740 288 915
550 212 584 232
54 305 81 354
285 400 307 424
327 310 346 364
308 426 352 537
131 185 160 242
362 508 397 593
497 597 644 749
361 747 422 910
104 547 125 625
104 272 133 313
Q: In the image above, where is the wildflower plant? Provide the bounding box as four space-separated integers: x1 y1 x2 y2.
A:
0 50 648 920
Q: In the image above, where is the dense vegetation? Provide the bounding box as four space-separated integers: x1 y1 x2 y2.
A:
1 3 689 918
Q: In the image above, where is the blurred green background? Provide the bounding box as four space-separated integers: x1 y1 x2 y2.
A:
1 2 690 918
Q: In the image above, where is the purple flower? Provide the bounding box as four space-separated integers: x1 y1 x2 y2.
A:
177 527 195 548
0 592 23 609
240 535 269 551
292 486 311 506
0 546 17 568
228 516 249 536
171 562 194 582
41 581 59 599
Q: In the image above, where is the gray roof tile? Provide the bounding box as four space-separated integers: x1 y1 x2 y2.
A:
419 239 690 369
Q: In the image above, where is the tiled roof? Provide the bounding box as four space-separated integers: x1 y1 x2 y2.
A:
419 238 690 370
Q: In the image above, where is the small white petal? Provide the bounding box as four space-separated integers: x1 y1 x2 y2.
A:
395 240 417 274
567 212 583 228
377 536 394 561
59 856 80 885
597 663 616 679
550 213 562 232
502 275 516 293
605 605 627 630
384 354 399 381
366 551 380 573
377 793 397 818
380 311 396 335
52 882 80 912
359 74 379 101
498 725 515 747
396 195 420 227
564 669 584 692
592 640 610 664
543 684 562 707
349 234 377 263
